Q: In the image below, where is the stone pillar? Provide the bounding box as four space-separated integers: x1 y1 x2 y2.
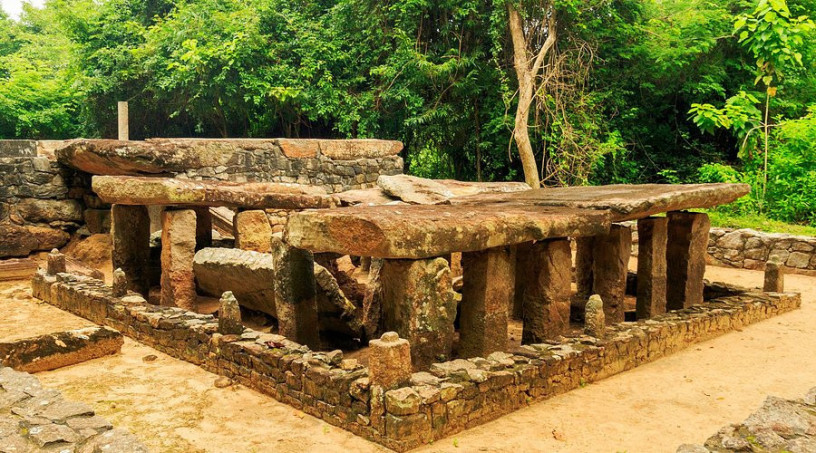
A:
584 294 605 338
194 207 213 250
368 332 412 390
521 239 572 343
218 291 243 335
234 210 273 253
459 246 515 358
512 242 534 320
112 268 127 297
111 205 150 296
381 258 456 370
160 209 197 311
666 212 710 310
148 206 164 234
271 238 321 350
46 249 66 276
636 217 668 319
574 237 596 301
360 257 372 273
764 256 785 293
592 225 632 324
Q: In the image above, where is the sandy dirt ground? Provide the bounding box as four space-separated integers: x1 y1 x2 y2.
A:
0 264 813 452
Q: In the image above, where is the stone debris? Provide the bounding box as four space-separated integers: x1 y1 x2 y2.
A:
0 326 123 373
0 366 147 452
679 388 816 452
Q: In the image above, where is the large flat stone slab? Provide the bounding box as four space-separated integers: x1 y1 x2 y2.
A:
92 175 335 209
286 204 610 258
57 138 403 175
454 184 750 221
0 327 123 373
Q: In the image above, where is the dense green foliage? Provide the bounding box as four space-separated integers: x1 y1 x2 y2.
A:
0 0 814 225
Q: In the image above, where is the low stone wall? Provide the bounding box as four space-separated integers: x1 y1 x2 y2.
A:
0 365 147 452
0 140 86 258
31 270 800 452
708 228 816 273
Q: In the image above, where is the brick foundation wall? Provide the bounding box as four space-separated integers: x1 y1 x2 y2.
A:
30 271 800 452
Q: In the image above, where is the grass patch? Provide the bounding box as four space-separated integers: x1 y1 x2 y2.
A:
706 211 816 236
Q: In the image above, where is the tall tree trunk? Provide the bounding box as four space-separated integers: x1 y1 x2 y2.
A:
507 2 556 189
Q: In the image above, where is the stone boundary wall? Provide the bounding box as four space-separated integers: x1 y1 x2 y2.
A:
31 270 800 452
0 365 147 451
708 228 816 273
0 140 86 258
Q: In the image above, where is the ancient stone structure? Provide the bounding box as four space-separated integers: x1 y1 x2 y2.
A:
592 225 632 324
193 247 277 315
368 332 412 389
218 291 244 335
764 256 786 293
30 269 800 452
0 327 123 373
0 365 146 451
111 204 150 296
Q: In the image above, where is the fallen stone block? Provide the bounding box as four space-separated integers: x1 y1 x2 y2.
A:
0 327 123 373
193 247 277 315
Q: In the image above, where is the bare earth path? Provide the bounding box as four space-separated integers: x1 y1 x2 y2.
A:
1 265 813 452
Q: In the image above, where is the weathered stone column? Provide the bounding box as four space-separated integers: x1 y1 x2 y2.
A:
666 211 710 310
271 238 321 350
636 217 668 319
160 209 197 311
193 207 213 250
381 258 456 370
512 242 534 320
46 249 66 275
521 239 572 343
111 204 150 296
584 294 605 338
459 246 515 358
234 210 273 253
592 225 632 324
368 332 412 389
763 256 785 293
574 237 596 302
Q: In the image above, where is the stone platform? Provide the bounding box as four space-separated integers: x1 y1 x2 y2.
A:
30 269 800 452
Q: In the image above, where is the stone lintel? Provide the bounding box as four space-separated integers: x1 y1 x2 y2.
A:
286 204 610 259
92 176 335 210
459 246 515 358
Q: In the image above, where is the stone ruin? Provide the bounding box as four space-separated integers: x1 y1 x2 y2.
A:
0 138 806 451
